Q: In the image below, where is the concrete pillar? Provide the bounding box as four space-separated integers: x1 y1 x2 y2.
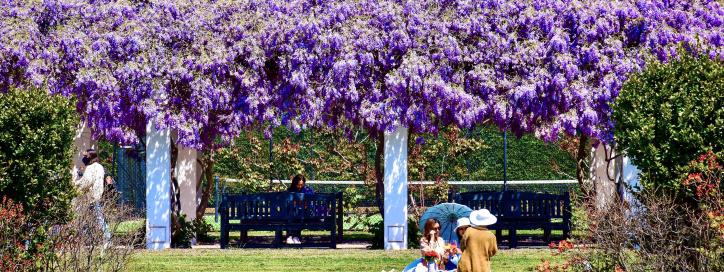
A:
71 121 96 181
176 146 200 221
145 122 171 250
384 127 408 250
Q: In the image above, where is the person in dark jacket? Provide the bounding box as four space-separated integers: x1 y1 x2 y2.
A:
286 174 313 244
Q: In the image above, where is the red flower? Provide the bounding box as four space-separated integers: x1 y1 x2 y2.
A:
424 251 439 258
564 240 574 249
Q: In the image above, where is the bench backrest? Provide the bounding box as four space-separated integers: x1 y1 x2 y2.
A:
452 190 570 218
453 190 505 215
220 192 341 222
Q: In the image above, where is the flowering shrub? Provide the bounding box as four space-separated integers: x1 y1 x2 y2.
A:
0 197 53 271
537 153 723 272
537 240 579 272
565 190 723 271
681 151 722 200
680 151 723 239
1 194 141 271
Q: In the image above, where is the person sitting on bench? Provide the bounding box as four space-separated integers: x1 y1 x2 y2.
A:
286 174 314 244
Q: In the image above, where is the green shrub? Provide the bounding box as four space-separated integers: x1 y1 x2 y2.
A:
193 217 215 243
369 216 420 249
0 88 78 224
613 54 724 192
171 214 195 248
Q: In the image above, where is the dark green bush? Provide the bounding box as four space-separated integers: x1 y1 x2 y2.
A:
369 216 420 249
193 217 215 243
613 54 724 192
216 126 576 186
0 88 78 224
171 213 195 248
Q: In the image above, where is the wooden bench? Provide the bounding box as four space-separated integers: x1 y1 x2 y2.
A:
219 192 343 249
450 190 571 248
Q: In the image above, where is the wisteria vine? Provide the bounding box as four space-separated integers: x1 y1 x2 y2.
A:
1 0 722 149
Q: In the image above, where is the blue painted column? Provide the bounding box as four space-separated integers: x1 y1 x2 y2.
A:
145 122 171 250
384 127 408 250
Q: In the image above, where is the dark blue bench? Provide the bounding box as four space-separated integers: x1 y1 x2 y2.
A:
450 190 571 248
219 192 343 248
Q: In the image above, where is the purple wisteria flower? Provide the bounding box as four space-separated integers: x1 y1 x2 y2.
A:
0 0 722 149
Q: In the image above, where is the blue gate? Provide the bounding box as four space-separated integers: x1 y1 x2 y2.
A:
114 145 146 217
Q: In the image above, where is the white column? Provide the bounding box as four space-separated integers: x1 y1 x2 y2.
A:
384 127 408 250
71 121 96 181
146 122 171 250
176 146 199 221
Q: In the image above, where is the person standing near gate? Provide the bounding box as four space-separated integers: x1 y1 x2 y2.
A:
76 149 105 202
75 149 110 243
458 209 498 272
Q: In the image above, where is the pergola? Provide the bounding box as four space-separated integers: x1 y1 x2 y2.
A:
74 121 642 250
4 0 721 250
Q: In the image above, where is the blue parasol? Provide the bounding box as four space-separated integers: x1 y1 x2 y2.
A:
418 203 472 245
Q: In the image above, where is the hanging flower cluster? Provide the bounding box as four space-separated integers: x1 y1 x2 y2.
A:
1 0 722 149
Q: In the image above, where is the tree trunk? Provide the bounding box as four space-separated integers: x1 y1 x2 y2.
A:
591 144 618 210
170 139 181 243
71 121 96 182
374 131 385 219
408 132 422 218
195 152 215 220
576 135 591 197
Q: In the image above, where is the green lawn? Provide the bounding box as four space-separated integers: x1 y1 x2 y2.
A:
117 214 571 244
128 248 556 272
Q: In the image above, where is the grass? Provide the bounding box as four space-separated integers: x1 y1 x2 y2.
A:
117 219 144 233
118 215 572 243
124 215 562 271
128 248 556 272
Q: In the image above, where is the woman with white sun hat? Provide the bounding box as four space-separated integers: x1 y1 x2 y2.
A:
441 217 472 271
457 209 498 272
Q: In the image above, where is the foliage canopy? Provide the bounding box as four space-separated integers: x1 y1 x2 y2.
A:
0 88 78 224
613 53 724 191
2 0 723 149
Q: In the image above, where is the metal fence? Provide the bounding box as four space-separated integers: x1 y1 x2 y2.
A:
221 178 579 207
113 145 146 217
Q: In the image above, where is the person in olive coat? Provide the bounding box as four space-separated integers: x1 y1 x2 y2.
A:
458 209 498 272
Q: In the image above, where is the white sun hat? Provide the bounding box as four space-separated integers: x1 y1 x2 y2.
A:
454 217 471 232
469 209 497 226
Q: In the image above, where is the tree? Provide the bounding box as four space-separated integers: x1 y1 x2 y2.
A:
613 53 724 192
0 88 77 225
